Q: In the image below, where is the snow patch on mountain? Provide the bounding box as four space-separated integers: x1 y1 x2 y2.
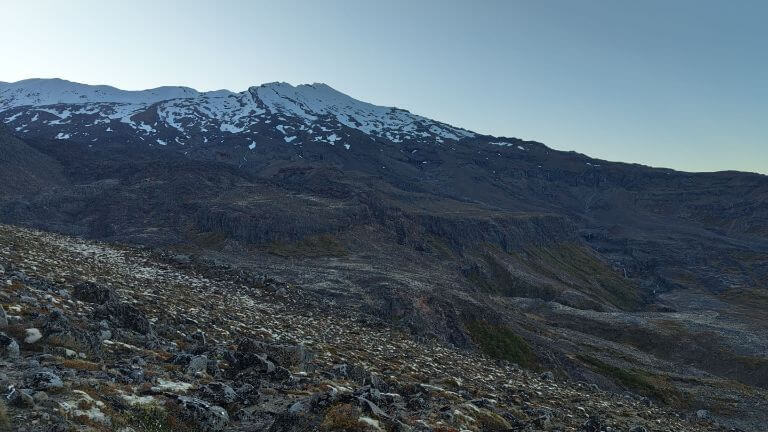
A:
252 82 474 142
0 78 200 109
0 78 476 146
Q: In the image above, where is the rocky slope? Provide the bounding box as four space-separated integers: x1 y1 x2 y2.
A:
0 223 728 432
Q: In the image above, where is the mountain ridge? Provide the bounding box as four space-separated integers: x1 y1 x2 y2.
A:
1 78 475 150
2 78 764 177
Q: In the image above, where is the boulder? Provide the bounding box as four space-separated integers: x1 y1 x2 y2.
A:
271 366 292 381
8 388 35 408
42 309 71 335
346 364 388 391
200 382 238 405
95 301 153 335
235 383 259 405
0 332 19 359
176 396 229 431
171 353 210 375
24 328 42 344
266 343 314 369
26 370 64 390
190 330 206 345
186 355 209 375
581 415 601 432
357 396 389 419
72 282 115 304
41 310 101 353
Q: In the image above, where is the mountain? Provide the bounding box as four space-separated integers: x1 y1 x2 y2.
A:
0 78 472 146
1 78 767 430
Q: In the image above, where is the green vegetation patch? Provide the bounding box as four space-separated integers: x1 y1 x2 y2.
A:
465 252 560 300
721 287 768 311
513 244 645 310
269 234 347 257
577 354 692 408
465 320 536 368
115 405 201 432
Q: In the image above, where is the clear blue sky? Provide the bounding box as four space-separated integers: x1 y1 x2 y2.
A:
3 0 766 174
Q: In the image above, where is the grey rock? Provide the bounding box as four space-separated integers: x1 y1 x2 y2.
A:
533 407 554 427
236 383 258 405
357 396 389 419
289 400 308 414
331 363 348 378
267 343 313 369
0 332 19 359
26 370 64 390
234 408 253 422
268 411 322 431
231 338 276 373
20 295 37 304
9 388 35 408
176 396 230 431
540 371 555 381
186 355 209 375
696 409 710 420
368 373 387 391
0 305 7 329
117 362 145 383
191 330 206 345
131 355 147 367
582 415 601 432
42 309 71 335
439 405 454 421
72 282 115 304
200 382 237 405
206 358 221 377
345 364 388 391
254 354 275 374
33 391 49 402
271 366 292 381
9 270 28 282
95 301 153 335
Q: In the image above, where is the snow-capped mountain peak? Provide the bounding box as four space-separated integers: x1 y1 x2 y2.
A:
0 78 205 109
0 78 475 147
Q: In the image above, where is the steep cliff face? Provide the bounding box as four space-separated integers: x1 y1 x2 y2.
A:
0 127 68 196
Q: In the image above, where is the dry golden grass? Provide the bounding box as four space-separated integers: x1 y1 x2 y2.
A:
60 358 102 371
321 403 366 431
0 400 11 431
473 408 512 430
